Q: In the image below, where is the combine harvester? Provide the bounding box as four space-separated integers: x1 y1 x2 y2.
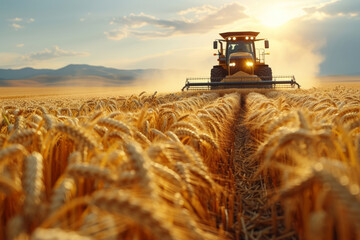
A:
182 31 300 91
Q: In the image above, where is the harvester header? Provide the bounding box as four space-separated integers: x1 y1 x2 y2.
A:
182 30 300 90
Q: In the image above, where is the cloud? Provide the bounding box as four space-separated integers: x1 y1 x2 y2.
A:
23 46 89 61
8 17 35 23
8 17 23 22
106 3 248 40
11 23 23 30
178 5 218 16
104 29 128 40
7 17 34 30
16 43 24 48
264 35 325 88
318 0 360 15
304 0 360 18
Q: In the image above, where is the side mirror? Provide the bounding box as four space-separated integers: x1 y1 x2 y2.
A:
213 41 218 49
265 40 269 49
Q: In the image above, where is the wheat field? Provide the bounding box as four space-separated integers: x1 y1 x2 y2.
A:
0 86 359 240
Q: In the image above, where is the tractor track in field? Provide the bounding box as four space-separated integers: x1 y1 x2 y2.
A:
231 94 298 240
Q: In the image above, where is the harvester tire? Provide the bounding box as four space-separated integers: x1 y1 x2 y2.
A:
211 66 227 83
210 66 227 90
255 65 272 81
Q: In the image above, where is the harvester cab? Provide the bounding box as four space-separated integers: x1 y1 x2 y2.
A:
182 31 300 91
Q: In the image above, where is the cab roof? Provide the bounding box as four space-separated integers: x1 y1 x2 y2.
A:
220 31 260 39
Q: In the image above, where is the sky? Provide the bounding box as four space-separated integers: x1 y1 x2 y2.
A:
0 0 359 87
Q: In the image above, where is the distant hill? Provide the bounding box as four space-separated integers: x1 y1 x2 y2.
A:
0 67 53 80
0 64 170 87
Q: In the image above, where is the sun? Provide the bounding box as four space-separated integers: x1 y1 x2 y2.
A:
258 5 304 28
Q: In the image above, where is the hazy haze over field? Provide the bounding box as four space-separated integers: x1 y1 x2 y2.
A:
0 0 359 90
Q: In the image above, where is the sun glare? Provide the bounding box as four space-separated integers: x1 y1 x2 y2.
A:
258 5 304 28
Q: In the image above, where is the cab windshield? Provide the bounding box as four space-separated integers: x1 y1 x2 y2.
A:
226 41 254 63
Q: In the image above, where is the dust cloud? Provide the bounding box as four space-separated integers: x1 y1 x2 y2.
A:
264 37 324 89
256 18 327 89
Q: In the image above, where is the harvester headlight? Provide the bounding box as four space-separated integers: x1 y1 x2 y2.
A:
246 61 254 67
228 37 231 40
233 37 236 40
245 36 249 40
250 36 254 40
229 62 236 67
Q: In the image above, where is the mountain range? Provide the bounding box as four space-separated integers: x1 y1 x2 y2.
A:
0 64 168 87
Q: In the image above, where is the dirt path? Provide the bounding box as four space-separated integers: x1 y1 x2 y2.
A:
231 94 298 240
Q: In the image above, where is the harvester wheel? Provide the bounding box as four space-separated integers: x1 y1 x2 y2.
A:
210 66 227 90
255 65 272 81
211 66 227 82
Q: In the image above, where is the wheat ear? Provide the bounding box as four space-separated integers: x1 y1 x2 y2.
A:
22 152 44 220
79 211 119 239
150 128 169 141
275 173 316 199
67 163 117 184
93 125 107 137
44 114 55 130
174 128 200 140
123 142 154 193
97 117 131 135
49 177 76 214
165 131 181 143
0 144 27 170
150 162 182 186
134 130 151 146
14 115 25 131
199 133 218 149
91 190 175 240
314 166 360 229
8 129 37 144
170 122 198 132
54 123 96 150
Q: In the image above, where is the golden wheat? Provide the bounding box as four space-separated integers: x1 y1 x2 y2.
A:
1 88 359 240
240 88 360 239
